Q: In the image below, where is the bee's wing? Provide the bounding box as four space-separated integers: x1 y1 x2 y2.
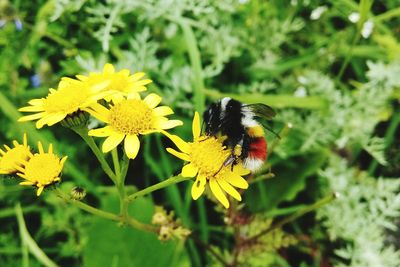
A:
246 103 276 120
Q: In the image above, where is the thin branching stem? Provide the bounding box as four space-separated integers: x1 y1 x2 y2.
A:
247 192 339 242
126 175 191 202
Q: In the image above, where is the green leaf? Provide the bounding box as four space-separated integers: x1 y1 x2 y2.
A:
246 151 328 212
83 196 189 267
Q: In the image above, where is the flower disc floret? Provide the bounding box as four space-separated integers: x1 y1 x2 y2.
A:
17 142 67 196
109 99 154 135
0 134 31 175
189 136 230 177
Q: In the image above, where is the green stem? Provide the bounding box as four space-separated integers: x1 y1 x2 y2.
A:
54 188 155 232
15 203 58 267
179 20 205 114
126 176 191 202
111 149 121 179
368 110 400 175
248 192 339 242
374 6 400 22
71 126 117 183
249 172 275 184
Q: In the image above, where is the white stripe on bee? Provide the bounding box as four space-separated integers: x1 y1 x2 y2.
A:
241 106 257 127
244 157 264 172
219 97 231 119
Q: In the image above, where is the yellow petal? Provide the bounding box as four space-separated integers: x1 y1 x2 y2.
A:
76 74 87 81
130 72 145 81
19 181 34 185
233 164 251 176
181 163 198 177
45 113 67 126
48 143 53 154
28 99 44 106
102 133 125 153
88 126 114 137
191 174 206 200
209 178 229 209
127 92 141 100
85 103 110 123
19 105 44 112
103 63 115 74
124 134 140 159
217 178 242 201
60 156 68 168
153 106 174 116
144 93 162 108
161 130 190 153
225 173 249 189
18 112 46 122
38 141 44 154
159 120 183 130
192 112 201 138
166 148 191 161
36 186 44 196
134 79 152 86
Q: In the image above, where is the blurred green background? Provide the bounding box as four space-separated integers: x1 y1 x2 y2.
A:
1 0 400 266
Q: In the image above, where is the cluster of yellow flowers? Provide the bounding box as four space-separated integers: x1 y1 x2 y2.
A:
0 134 67 196
1 63 251 208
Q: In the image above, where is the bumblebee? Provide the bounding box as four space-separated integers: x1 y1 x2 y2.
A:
203 97 276 172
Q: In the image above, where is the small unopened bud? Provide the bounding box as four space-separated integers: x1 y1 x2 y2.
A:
60 111 89 128
71 186 86 200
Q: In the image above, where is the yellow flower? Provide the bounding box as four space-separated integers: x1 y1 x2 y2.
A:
87 93 182 159
76 63 152 101
18 77 109 129
164 112 250 209
16 141 67 196
0 133 31 175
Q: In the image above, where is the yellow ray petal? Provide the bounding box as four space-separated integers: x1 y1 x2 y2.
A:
209 178 229 209
18 112 46 122
166 148 190 161
103 63 115 74
160 130 190 153
28 99 44 106
217 178 242 201
192 112 201 138
127 92 141 100
181 163 198 177
143 93 162 108
45 113 67 126
191 174 206 200
233 164 251 176
224 173 249 189
134 79 153 86
124 134 140 159
130 72 145 81
102 133 125 153
19 105 45 112
38 141 44 154
36 186 44 196
88 126 114 137
85 103 110 123
153 106 174 116
159 120 183 130
19 181 34 185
